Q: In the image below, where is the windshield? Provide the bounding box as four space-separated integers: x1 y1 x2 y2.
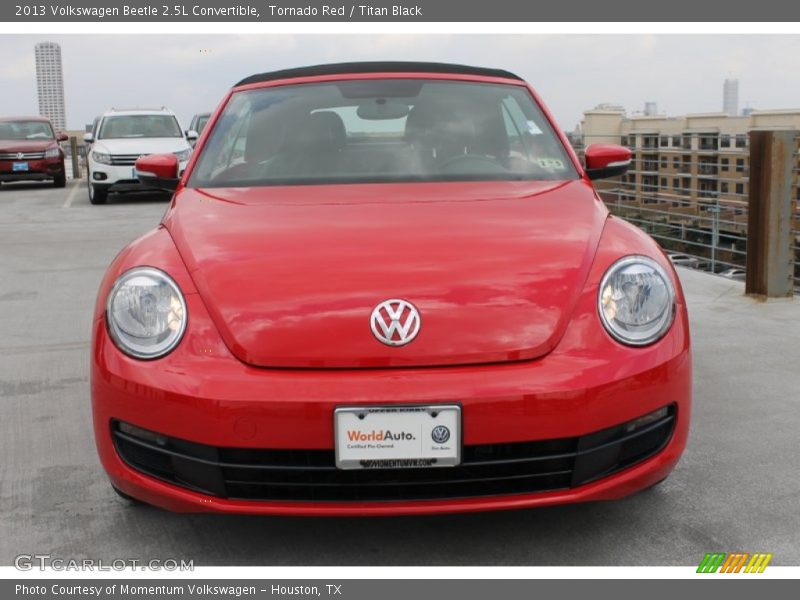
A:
99 115 182 139
189 79 577 187
196 115 210 134
0 120 55 140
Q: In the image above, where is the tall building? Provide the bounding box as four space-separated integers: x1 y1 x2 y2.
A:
34 42 66 132
644 102 658 116
723 78 739 117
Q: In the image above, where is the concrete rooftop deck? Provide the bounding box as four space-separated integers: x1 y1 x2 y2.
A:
0 181 798 565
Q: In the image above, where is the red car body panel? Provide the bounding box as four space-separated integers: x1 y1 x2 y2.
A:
164 180 605 368
91 66 692 515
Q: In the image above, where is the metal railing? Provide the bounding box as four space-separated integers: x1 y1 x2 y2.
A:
575 131 800 294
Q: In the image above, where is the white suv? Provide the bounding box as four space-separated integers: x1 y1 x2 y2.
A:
84 108 195 205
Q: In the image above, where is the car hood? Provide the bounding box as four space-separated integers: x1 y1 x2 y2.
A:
0 139 57 153
93 137 189 155
165 180 607 368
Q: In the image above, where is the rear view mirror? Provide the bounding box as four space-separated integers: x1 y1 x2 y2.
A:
57 132 69 142
83 133 94 144
356 100 410 120
584 144 632 180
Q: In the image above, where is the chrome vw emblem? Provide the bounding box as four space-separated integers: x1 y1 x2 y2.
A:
431 425 450 444
370 299 421 346
16 152 23 159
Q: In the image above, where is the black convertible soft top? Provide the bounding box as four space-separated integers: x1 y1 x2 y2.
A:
235 62 523 87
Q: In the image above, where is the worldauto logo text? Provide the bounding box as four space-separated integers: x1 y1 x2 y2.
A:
347 430 415 442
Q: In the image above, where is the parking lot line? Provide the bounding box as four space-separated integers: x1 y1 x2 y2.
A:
62 180 82 208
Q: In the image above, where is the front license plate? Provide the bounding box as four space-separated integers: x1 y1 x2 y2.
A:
335 405 461 470
12 162 29 172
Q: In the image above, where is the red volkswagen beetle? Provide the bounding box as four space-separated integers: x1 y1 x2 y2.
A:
91 63 691 515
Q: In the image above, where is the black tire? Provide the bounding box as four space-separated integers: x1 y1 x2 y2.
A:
89 182 107 205
53 173 66 188
111 484 144 505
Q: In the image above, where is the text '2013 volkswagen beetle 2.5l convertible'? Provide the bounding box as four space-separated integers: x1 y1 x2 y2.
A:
91 62 691 515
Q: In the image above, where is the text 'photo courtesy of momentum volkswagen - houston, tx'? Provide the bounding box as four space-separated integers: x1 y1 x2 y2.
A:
91 62 691 515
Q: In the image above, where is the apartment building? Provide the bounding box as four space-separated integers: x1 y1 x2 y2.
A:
34 41 66 132
579 108 800 216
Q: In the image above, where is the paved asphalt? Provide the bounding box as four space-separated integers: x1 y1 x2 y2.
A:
0 180 798 566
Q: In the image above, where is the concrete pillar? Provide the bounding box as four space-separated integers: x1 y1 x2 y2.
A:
745 130 796 297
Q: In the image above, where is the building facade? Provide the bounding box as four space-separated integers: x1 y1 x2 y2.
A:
580 108 800 216
34 42 66 132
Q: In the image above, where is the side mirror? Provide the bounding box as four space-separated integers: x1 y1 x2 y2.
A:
186 130 199 142
57 132 69 142
135 153 180 191
584 144 632 180
83 133 94 144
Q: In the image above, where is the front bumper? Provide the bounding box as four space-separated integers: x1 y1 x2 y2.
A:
88 160 188 192
91 280 692 515
0 158 64 182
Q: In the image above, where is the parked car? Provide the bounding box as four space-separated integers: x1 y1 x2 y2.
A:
0 116 67 188
719 268 746 281
92 62 691 514
667 252 702 269
84 108 195 204
187 112 211 146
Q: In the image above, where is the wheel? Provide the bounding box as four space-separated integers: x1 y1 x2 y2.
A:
53 173 66 188
111 484 143 505
89 181 107 205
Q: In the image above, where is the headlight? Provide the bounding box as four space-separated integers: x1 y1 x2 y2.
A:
92 150 111 165
174 148 192 162
106 267 187 359
45 146 61 159
598 255 675 346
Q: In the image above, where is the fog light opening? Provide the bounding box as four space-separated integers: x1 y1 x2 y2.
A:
624 406 670 434
118 421 168 447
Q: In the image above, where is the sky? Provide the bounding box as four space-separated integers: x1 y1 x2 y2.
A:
1 34 800 131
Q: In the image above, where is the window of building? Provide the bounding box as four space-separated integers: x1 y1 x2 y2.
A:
721 158 729 170
720 134 731 148
736 158 745 172
672 134 680 147
736 183 744 195
660 135 668 147
735 134 747 148
721 182 729 193
661 156 667 169
620 136 628 147
660 177 667 187
673 157 679 169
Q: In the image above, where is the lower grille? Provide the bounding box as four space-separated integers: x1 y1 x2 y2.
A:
112 405 675 502
0 151 45 160
110 154 142 166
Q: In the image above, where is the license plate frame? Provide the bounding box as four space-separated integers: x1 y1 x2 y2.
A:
12 162 29 172
334 404 461 470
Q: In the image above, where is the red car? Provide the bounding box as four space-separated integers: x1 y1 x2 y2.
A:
0 116 67 188
92 62 691 515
